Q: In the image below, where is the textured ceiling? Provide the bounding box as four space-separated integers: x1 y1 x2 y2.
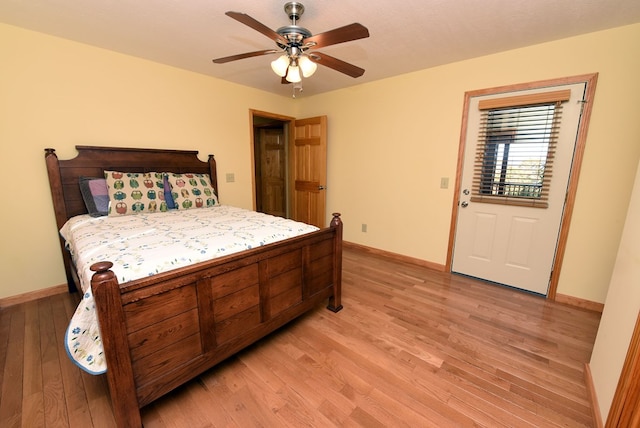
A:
2 0 639 97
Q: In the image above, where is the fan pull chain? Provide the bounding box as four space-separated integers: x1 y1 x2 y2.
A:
292 82 303 98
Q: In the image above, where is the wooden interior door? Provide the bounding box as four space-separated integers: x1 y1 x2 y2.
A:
255 126 286 217
291 116 327 228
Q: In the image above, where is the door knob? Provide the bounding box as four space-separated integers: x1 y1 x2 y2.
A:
461 201 469 208
318 185 326 190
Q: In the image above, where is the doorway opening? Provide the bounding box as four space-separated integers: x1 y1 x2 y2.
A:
250 110 294 218
250 111 329 228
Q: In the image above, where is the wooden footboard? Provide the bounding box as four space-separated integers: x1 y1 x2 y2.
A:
90 214 343 427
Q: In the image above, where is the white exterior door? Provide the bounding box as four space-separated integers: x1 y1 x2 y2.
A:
452 83 586 295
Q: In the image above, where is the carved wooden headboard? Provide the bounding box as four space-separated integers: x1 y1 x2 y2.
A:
44 145 217 291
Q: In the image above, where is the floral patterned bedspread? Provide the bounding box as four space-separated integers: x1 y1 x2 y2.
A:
61 205 319 374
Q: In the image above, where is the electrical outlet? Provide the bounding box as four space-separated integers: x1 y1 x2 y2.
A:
361 223 367 233
226 173 235 183
440 177 449 189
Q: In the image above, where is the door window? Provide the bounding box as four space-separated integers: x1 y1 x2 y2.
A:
471 89 571 209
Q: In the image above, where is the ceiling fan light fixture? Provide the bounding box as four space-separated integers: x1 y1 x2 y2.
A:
285 64 302 83
213 3 370 92
298 55 317 77
271 55 290 77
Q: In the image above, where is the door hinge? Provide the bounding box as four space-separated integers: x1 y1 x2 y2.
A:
578 99 587 115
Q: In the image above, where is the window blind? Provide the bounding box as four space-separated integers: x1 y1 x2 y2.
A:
471 90 570 208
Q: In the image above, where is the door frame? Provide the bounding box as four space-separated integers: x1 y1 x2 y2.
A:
249 109 295 213
606 310 640 427
446 73 598 300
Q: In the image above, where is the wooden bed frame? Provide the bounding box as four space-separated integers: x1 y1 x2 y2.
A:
45 146 343 427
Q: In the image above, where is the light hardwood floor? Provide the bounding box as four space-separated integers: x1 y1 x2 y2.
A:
0 248 601 427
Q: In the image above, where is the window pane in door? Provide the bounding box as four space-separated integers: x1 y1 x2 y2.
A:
474 103 560 208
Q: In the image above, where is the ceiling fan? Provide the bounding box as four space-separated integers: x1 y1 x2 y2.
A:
212 2 370 84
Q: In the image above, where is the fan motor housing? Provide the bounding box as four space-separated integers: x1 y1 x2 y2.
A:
277 25 312 44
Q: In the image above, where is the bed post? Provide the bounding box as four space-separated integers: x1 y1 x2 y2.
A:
90 262 142 428
207 154 218 197
45 148 78 293
327 213 343 312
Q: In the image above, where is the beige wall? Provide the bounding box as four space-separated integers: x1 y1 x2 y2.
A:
2 22 639 309
0 23 294 299
296 23 640 304
589 157 640 421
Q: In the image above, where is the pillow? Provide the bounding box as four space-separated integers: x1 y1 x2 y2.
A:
79 177 109 217
166 172 219 210
104 171 171 216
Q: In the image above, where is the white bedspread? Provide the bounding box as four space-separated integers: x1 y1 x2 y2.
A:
61 205 319 374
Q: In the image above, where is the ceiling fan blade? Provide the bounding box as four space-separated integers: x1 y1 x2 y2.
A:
225 11 289 46
304 23 369 49
212 49 278 64
310 52 365 78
